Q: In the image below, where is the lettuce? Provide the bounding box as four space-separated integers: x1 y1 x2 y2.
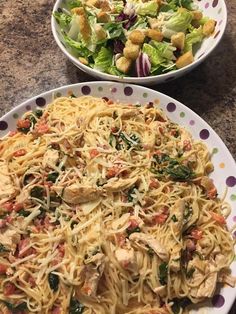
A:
165 10 193 32
184 27 204 52
129 17 148 31
63 34 91 57
53 12 72 28
133 1 158 17
66 0 82 9
142 41 175 66
104 22 124 39
94 47 113 72
113 0 124 13
143 44 165 66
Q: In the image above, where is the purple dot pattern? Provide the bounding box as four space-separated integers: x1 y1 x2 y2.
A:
81 86 91 95
36 97 46 107
111 87 117 93
124 86 133 96
26 105 31 111
199 129 210 140
189 120 195 126
233 216 236 223
212 294 225 308
226 176 236 187
205 3 209 9
213 0 219 8
0 121 8 131
166 102 176 112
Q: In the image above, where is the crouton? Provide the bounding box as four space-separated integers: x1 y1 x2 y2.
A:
86 0 100 8
71 7 84 15
94 24 107 40
97 11 111 23
116 57 132 74
79 57 89 65
129 30 145 45
146 29 163 42
99 0 112 12
171 32 185 50
125 39 133 47
203 19 216 36
192 10 203 21
176 51 194 69
79 11 92 41
123 44 140 60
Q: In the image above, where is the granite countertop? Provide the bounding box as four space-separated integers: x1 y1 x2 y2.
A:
0 0 236 312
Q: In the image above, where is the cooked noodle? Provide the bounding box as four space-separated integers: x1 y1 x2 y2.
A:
0 96 235 314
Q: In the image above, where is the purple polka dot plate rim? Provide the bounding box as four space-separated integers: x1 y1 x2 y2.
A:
51 1 227 85
0 81 235 313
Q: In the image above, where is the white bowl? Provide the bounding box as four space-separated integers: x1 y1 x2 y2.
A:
51 1 227 84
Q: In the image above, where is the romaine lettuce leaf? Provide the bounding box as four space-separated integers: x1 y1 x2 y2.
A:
63 34 91 57
160 0 195 12
53 12 72 28
94 47 113 72
165 10 193 32
129 17 148 30
143 43 165 66
184 27 203 52
132 0 158 17
66 0 82 9
104 22 124 39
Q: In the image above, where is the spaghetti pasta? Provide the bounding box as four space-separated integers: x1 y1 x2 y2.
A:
0 96 235 314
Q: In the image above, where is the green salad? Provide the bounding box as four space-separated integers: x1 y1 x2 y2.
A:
54 0 216 77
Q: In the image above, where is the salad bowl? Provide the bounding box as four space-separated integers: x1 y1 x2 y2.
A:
51 0 227 85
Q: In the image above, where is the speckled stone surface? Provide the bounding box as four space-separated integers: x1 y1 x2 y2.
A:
0 0 235 311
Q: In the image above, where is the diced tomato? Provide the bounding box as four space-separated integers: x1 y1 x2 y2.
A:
207 187 217 199
44 181 53 188
3 283 16 296
107 99 114 105
106 166 119 178
17 119 31 129
35 122 49 135
191 229 203 240
5 215 13 224
13 149 27 157
57 244 65 257
2 202 14 212
82 284 92 295
0 264 8 274
149 179 160 189
9 130 18 137
13 203 24 212
129 219 139 229
153 213 168 225
111 127 119 133
159 127 164 135
210 211 226 224
183 140 192 151
89 149 99 158
18 239 35 258
116 233 126 247
0 219 7 228
28 276 36 288
52 307 61 314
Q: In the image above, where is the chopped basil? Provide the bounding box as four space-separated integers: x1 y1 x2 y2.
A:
186 267 195 278
30 186 44 199
159 262 168 285
171 214 178 222
34 109 43 118
126 226 141 237
0 244 9 253
153 153 170 164
48 273 59 292
46 172 59 183
18 209 31 217
69 298 84 314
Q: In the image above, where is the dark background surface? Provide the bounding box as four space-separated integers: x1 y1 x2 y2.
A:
0 0 235 313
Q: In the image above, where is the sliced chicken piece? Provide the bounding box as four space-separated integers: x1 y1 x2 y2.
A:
53 184 104 204
169 243 182 272
169 199 185 237
120 109 140 119
103 177 138 192
81 253 105 297
115 247 137 272
129 232 169 262
0 160 15 200
0 229 21 251
218 273 236 287
42 149 59 168
190 271 217 298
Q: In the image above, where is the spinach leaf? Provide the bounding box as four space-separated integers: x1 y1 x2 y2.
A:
46 172 59 183
69 298 84 314
34 109 43 118
127 186 136 203
186 267 195 278
48 273 59 292
166 164 194 181
126 226 141 237
159 262 168 285
119 132 140 150
4 301 27 313
171 214 178 222
18 209 31 217
0 244 9 253
30 186 45 199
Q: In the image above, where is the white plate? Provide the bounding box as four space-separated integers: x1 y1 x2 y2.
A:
51 0 227 85
0 82 235 313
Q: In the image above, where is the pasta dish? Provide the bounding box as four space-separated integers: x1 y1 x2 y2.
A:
0 96 235 314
